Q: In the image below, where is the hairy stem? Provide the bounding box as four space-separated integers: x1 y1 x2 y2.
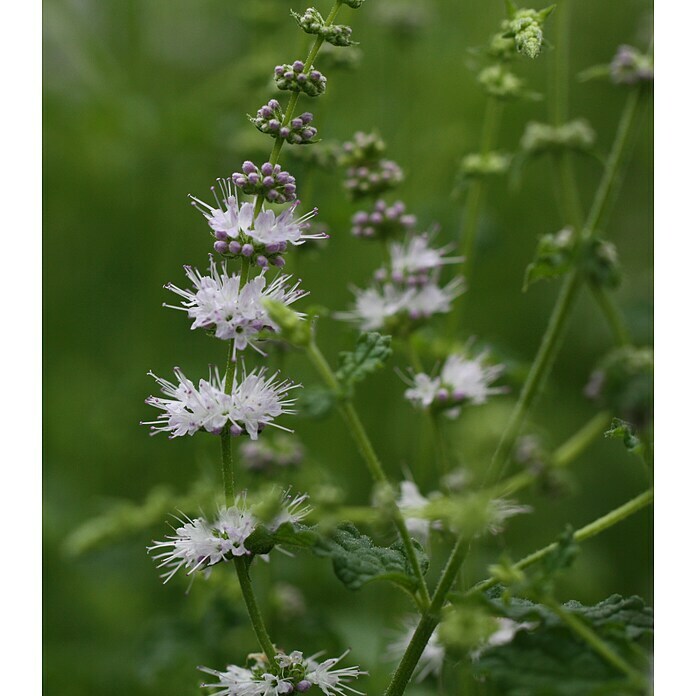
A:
234 556 278 665
488 88 643 484
467 488 654 596
305 338 431 607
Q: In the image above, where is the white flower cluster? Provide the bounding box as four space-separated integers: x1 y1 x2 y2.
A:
405 351 505 417
338 234 465 331
148 492 310 582
143 366 299 440
165 258 307 359
200 649 367 696
191 177 326 248
396 480 530 545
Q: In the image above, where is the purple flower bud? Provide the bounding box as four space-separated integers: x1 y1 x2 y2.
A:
241 243 254 257
302 128 316 140
274 65 284 76
293 60 305 71
265 242 280 254
269 99 280 110
268 119 281 132
284 183 296 195
392 271 404 283
296 681 312 693
370 212 384 224
260 106 273 119
213 241 229 254
272 256 286 267
242 160 256 175
276 171 290 185
214 230 229 241
353 211 369 224
279 127 290 138
309 70 321 81
297 73 307 84
247 172 260 185
229 240 242 254
436 388 449 402
262 176 275 188
290 118 303 129
232 174 246 186
260 162 273 176
401 214 417 228
392 201 406 214
266 189 279 201
256 255 268 268
230 424 243 436
284 71 294 80
300 112 313 124
278 241 288 252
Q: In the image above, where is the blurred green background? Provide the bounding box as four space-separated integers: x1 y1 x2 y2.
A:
43 0 653 694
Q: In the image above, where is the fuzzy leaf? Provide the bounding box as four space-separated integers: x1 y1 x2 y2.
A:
313 523 428 593
475 593 653 695
336 332 392 395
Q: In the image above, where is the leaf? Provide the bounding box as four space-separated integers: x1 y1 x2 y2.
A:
605 418 642 453
336 332 392 395
313 523 429 593
244 522 320 556
474 594 653 695
297 385 337 419
523 228 576 291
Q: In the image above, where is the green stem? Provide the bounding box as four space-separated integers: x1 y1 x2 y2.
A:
305 338 431 607
459 96 503 268
487 89 643 485
234 556 277 665
385 488 653 694
468 488 654 596
552 410 611 467
488 411 610 499
487 269 582 484
550 0 571 127
385 533 471 696
545 596 646 685
590 284 631 347
252 0 342 218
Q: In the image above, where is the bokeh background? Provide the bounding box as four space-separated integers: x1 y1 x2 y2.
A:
43 0 653 694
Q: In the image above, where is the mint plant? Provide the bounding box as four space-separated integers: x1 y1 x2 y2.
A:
68 2 653 693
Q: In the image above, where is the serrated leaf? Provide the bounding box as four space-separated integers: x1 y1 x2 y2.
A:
336 332 392 395
474 594 653 695
313 523 428 593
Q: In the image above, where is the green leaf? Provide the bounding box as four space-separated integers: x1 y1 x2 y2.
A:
297 385 337 419
605 418 642 453
244 522 320 556
474 594 653 695
313 523 429 593
336 332 393 395
524 228 576 291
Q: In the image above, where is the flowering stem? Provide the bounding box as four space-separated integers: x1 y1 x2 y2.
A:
385 488 653 695
466 487 654 596
305 337 431 608
544 595 647 686
384 533 471 696
253 0 343 217
233 556 278 668
486 88 643 485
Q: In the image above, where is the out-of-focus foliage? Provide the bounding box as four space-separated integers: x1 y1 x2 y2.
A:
43 0 653 694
